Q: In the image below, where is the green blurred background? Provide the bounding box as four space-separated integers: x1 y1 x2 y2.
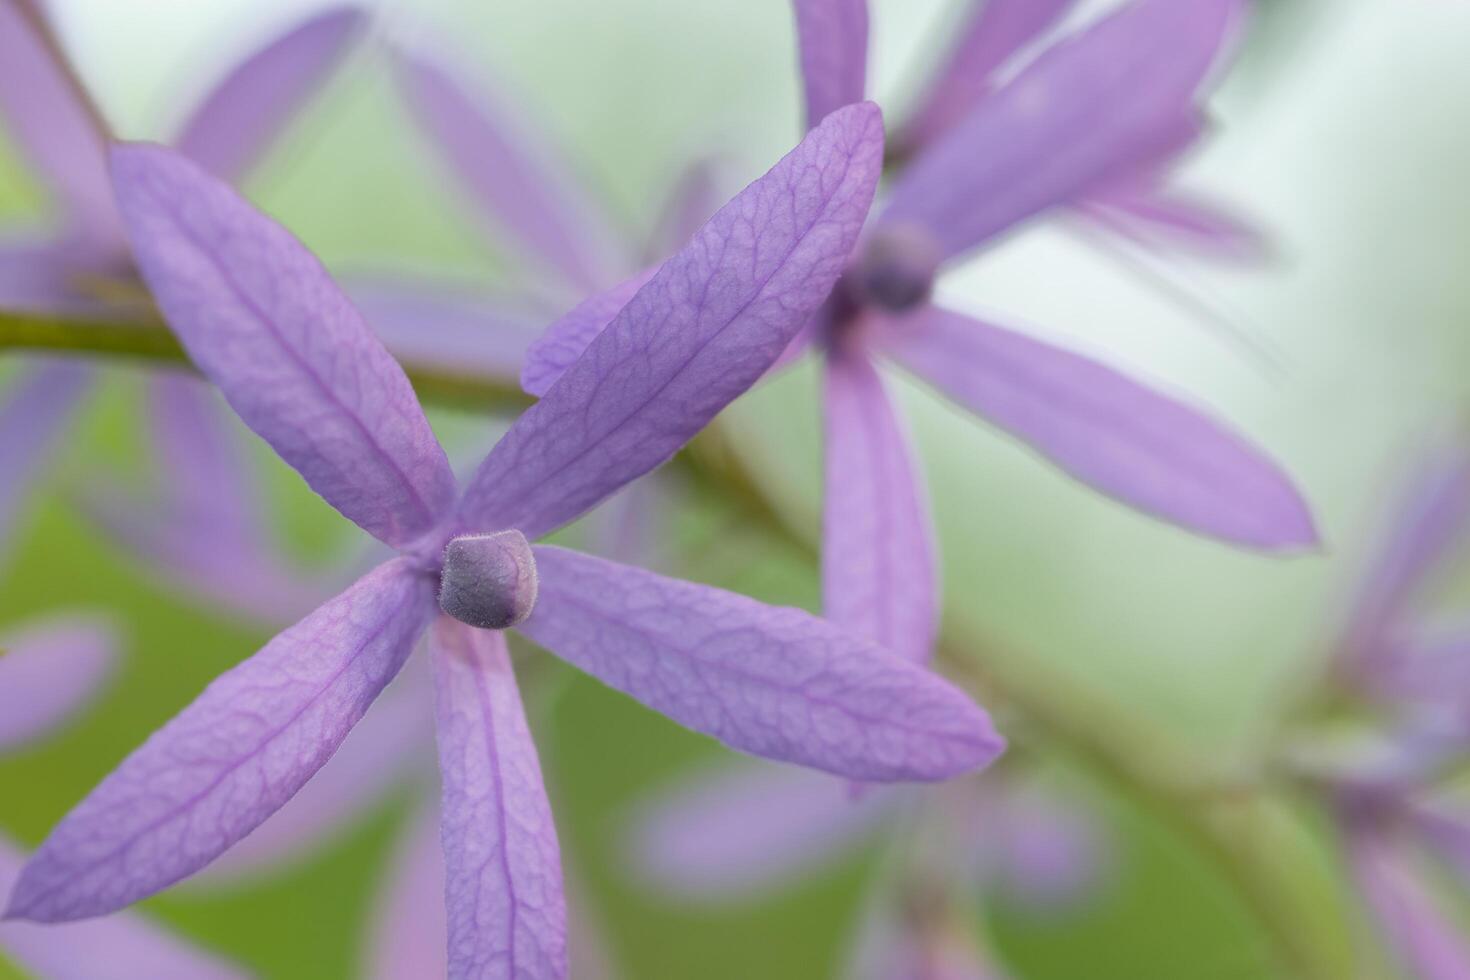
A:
2 0 1469 976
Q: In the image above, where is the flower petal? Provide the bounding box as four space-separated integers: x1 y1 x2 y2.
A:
367 802 448 980
1079 186 1269 262
430 618 567 980
519 268 656 398
172 7 367 182
458 102 885 540
822 350 938 664
344 276 543 383
0 835 246 980
0 236 103 315
882 306 1316 550
643 157 726 261
521 546 1004 782
627 762 897 898
1347 828 1470 980
0 614 118 750
879 0 1242 264
898 0 1077 153
0 359 95 562
390 42 621 293
110 143 457 549
0 1 119 242
4 558 435 922
791 0 869 129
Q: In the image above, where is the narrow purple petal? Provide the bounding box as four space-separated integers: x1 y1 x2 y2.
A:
110 143 457 549
367 803 448 980
0 1 120 242
898 0 1078 152
628 763 897 897
1369 621 1470 708
521 546 1004 782
0 614 117 750
879 0 1242 264
1412 798 1470 886
430 618 567 980
172 7 367 182
0 836 246 980
458 103 886 540
822 349 938 664
791 0 869 129
344 276 544 383
391 43 621 293
881 306 1316 549
1348 829 1470 980
0 359 95 561
4 558 435 922
644 157 726 261
186 662 431 887
0 236 103 315
519 268 656 398
1079 186 1269 262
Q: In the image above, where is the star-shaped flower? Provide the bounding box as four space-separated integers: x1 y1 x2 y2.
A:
3 104 1003 977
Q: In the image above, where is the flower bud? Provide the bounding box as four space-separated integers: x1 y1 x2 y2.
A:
438 530 538 630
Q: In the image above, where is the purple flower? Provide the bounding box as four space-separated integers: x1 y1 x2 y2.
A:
522 0 1316 673
3 105 1004 977
0 614 247 978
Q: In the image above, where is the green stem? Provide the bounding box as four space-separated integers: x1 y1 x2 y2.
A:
0 308 1350 977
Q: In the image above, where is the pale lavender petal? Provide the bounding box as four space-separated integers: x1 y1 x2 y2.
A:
1079 186 1268 262
430 618 567 980
644 158 726 261
172 7 367 182
0 1 120 242
459 103 886 539
791 0 869 128
1348 829 1470 980
1369 621 1470 707
984 781 1104 908
519 268 656 398
822 350 937 664
879 0 1242 264
186 661 431 887
0 836 247 980
1411 798 1470 885
521 546 1004 782
898 0 1077 152
627 762 897 898
881 306 1316 549
0 359 95 561
0 236 101 315
344 276 544 383
4 558 435 922
110 144 457 548
367 803 447 980
0 614 117 750
391 43 621 292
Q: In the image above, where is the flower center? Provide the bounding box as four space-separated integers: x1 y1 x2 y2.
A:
437 530 539 630
848 224 941 313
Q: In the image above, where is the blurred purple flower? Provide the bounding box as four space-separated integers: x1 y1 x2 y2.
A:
4 109 1005 976
523 0 1316 677
0 613 246 978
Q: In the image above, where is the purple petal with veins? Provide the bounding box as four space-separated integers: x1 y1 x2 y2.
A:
0 835 247 980
0 613 117 750
791 0 869 129
880 305 1316 550
172 6 367 182
520 267 657 398
344 275 544 383
627 762 898 898
367 802 448 980
822 348 938 664
459 102 885 539
110 143 457 549
879 0 1242 265
186 659 431 887
0 0 121 245
521 546 1003 782
390 41 622 293
0 359 95 561
898 0 1077 153
4 558 435 922
430 619 567 980
1347 827 1470 980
